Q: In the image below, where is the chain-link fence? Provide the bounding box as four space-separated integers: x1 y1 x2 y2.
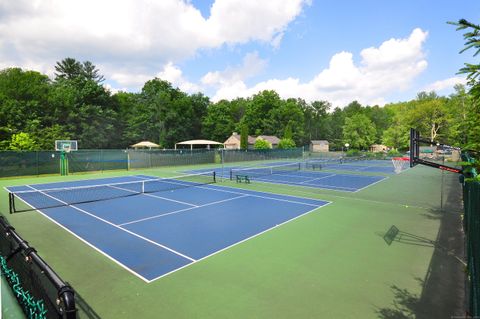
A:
127 149 216 169
221 147 303 163
461 151 480 317
0 151 61 177
0 148 307 177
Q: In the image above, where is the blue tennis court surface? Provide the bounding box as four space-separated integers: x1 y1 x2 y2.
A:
189 166 387 192
6 175 329 282
306 159 398 174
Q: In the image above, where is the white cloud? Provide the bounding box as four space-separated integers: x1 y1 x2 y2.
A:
206 0 309 46
201 52 267 87
209 28 429 106
0 0 308 81
156 62 201 93
423 76 467 92
109 72 152 89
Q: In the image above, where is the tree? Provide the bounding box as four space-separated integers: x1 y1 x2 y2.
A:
449 19 480 150
382 125 409 150
189 93 209 138
0 68 52 147
241 90 281 135
240 124 248 150
254 138 271 149
284 122 293 139
403 94 449 141
445 84 471 146
343 101 364 118
0 68 51 126
326 107 345 150
202 100 235 142
124 78 208 148
302 100 330 144
278 138 296 149
55 58 106 84
9 132 38 150
54 58 83 81
267 98 304 144
364 105 394 143
342 114 376 150
82 61 105 83
449 19 480 98
49 75 117 148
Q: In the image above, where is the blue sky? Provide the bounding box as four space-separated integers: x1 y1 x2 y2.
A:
1 0 479 107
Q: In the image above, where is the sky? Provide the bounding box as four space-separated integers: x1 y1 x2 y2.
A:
1 0 479 108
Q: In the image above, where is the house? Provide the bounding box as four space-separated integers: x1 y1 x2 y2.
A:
310 140 329 152
223 133 280 149
224 132 255 149
369 144 388 153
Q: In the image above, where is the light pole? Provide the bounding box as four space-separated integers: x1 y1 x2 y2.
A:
344 143 349 156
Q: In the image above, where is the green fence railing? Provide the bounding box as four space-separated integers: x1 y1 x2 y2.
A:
461 151 480 317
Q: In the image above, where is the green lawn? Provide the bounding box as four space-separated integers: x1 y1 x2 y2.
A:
0 164 460 318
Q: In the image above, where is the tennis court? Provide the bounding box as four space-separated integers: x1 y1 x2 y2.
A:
5 174 329 282
189 162 388 192
306 158 399 174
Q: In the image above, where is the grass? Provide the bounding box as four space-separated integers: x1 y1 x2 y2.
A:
0 162 461 318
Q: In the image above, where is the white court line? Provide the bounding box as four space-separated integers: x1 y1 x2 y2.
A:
12 177 332 283
252 177 357 192
108 184 199 207
119 195 248 226
145 201 332 282
353 176 389 193
298 174 336 184
13 190 153 283
132 175 324 207
25 185 197 263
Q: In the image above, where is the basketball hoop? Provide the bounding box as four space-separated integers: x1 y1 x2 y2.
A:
392 157 409 174
62 144 71 153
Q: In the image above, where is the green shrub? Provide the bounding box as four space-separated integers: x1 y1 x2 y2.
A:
346 149 361 157
254 138 272 149
278 138 296 149
9 132 38 151
374 152 386 159
387 149 403 157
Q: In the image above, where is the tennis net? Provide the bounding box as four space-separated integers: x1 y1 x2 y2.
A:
305 158 338 170
229 162 301 180
9 172 216 213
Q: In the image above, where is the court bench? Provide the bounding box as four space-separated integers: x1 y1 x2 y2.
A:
236 174 250 183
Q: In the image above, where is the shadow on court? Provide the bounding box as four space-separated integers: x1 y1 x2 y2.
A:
376 172 465 319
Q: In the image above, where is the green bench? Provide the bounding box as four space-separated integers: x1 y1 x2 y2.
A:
236 174 250 183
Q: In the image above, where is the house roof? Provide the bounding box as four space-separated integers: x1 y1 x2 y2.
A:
311 140 329 145
225 133 280 145
225 133 256 144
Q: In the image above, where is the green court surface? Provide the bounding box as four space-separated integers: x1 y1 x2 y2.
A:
0 163 464 318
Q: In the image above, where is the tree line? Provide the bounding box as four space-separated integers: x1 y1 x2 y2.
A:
0 40 478 152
